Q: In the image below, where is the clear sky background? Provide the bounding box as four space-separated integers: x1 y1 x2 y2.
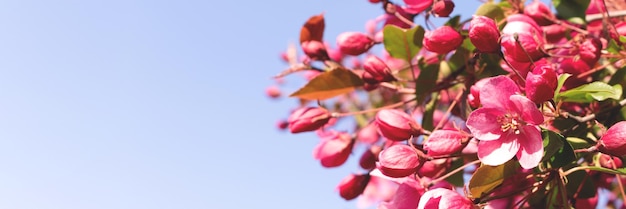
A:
0 1 487 209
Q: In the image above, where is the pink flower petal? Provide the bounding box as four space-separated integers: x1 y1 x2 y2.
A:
516 125 543 169
479 76 520 109
467 108 505 141
477 135 520 166
507 95 544 125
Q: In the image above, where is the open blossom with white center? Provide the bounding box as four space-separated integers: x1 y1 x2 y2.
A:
466 76 544 169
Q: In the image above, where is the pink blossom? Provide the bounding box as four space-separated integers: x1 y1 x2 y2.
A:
598 121 626 156
379 176 424 209
337 173 370 200
403 0 433 14
466 76 544 169
336 32 375 56
417 188 474 209
423 130 469 156
378 144 420 178
376 109 422 141
423 26 463 54
288 107 331 133
432 0 454 17
313 131 354 167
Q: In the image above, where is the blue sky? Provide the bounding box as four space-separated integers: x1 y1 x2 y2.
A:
0 1 485 209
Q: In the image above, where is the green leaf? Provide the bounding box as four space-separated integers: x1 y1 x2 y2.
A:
620 36 626 44
415 61 440 105
557 81 622 103
607 39 622 54
566 137 592 149
475 2 504 21
290 67 364 100
553 0 590 24
553 73 571 101
542 130 564 163
469 160 519 199
447 47 470 72
383 25 423 62
445 15 461 27
542 130 575 168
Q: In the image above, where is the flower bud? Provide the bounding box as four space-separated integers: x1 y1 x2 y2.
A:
432 0 455 17
384 5 415 29
468 78 489 108
404 0 433 14
417 188 474 209
523 1 554 26
276 119 288 130
362 55 396 84
301 40 329 60
525 64 557 103
418 159 450 178
376 109 422 141
501 19 545 62
560 58 591 76
356 122 380 145
579 37 602 67
336 32 375 56
265 85 281 99
337 173 371 200
313 131 354 167
599 153 623 169
379 176 424 209
598 121 626 156
360 145 381 170
423 26 463 54
469 15 500 53
378 144 420 178
423 130 468 156
288 107 331 133
542 24 566 43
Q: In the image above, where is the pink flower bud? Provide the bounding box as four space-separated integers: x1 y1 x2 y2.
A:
337 173 370 200
418 159 450 178
542 24 566 43
523 1 554 26
379 177 424 209
500 32 544 62
579 37 602 67
357 122 381 145
324 42 344 62
362 56 396 84
423 26 463 54
288 107 331 133
468 78 489 108
598 121 626 156
423 130 468 156
469 15 500 53
301 40 329 60
336 32 375 56
313 131 354 167
501 18 545 62
360 145 381 170
403 0 433 14
417 188 474 209
376 109 422 141
276 119 288 130
560 58 591 76
525 64 557 103
384 5 415 29
432 0 454 17
599 153 623 169
265 85 281 99
378 144 420 178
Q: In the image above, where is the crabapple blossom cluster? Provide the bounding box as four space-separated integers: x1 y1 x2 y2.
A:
268 0 626 208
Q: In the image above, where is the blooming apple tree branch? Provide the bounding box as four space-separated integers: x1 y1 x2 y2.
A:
267 0 626 208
